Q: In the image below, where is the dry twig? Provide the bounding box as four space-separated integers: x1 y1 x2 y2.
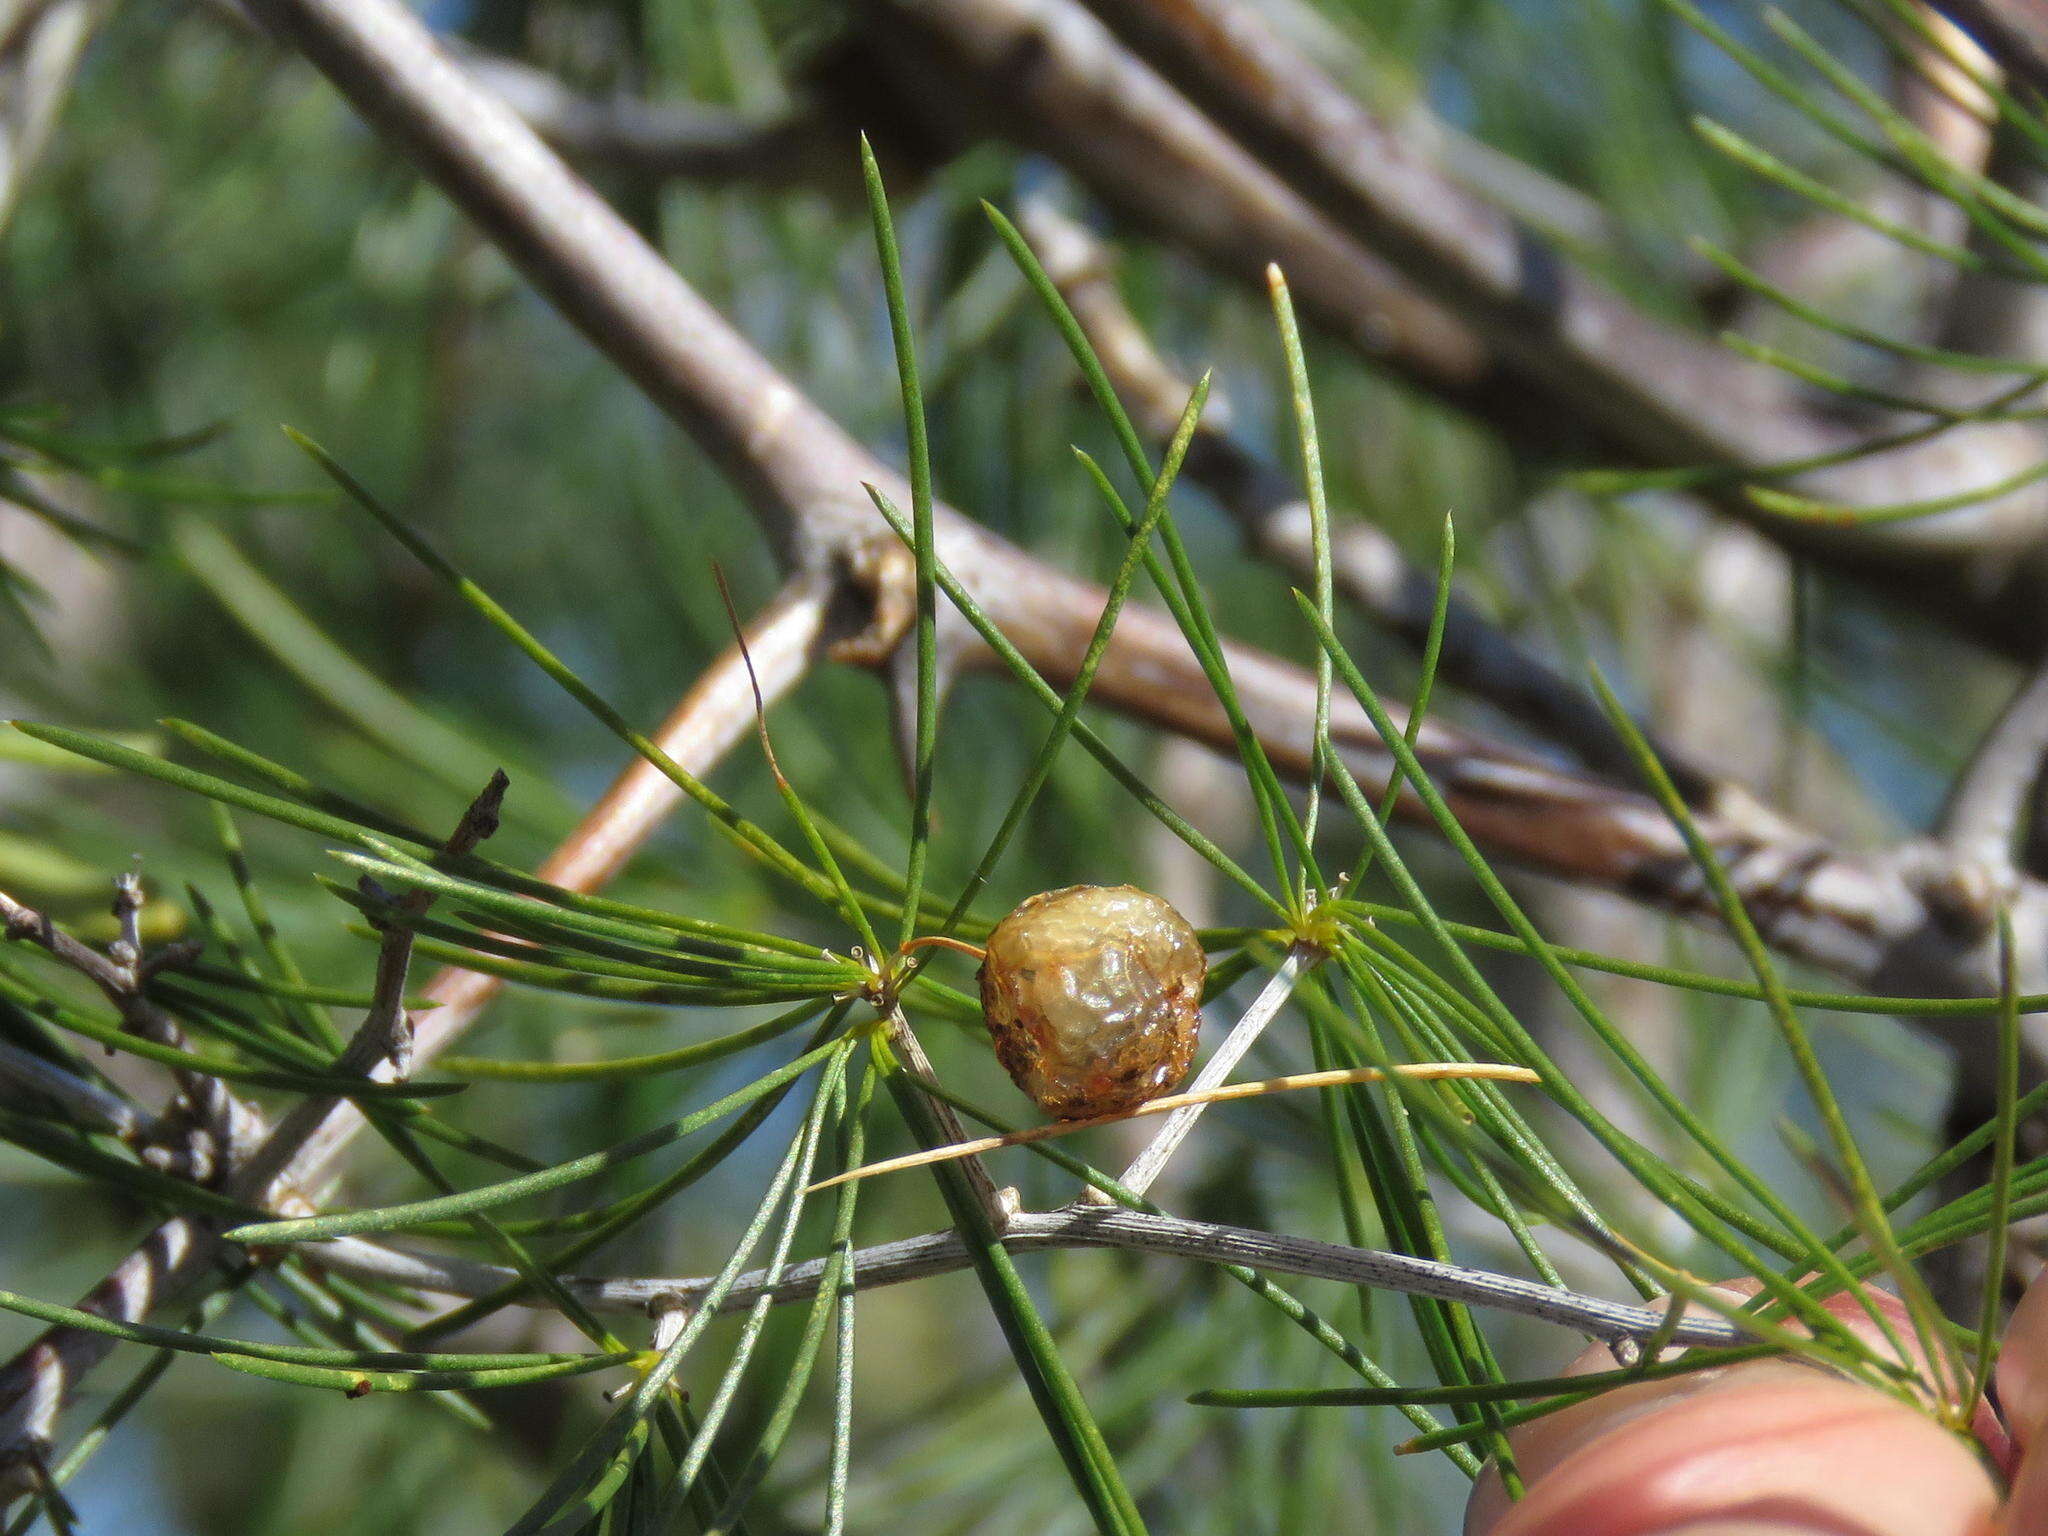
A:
306 1209 1747 1350
0 880 262 1180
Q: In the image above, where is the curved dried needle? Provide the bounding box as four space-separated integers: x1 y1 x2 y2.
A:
805 1061 1540 1194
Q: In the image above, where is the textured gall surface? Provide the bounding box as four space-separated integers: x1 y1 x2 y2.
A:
978 884 1206 1119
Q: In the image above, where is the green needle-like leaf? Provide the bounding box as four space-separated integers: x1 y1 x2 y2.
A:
225 1037 845 1242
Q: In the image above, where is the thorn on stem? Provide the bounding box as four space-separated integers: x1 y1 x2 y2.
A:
446 769 511 857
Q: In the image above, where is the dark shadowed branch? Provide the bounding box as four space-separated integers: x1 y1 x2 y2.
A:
455 47 842 188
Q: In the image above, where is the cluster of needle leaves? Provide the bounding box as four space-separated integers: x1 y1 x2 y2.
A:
3 11 2048 1534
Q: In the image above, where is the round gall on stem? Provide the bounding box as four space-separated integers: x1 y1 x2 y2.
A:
978 884 1206 1119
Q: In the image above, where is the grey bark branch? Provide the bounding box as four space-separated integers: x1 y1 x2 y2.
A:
0 1217 211 1497
0 878 263 1476
0 1039 147 1143
0 885 265 1176
306 1209 1747 1350
1018 196 1716 797
863 0 2048 657
865 0 1493 403
228 772 508 1205
1942 656 2048 872
1069 0 2048 532
0 1213 212 1499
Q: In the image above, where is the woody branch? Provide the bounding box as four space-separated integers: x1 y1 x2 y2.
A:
861 0 2048 656
216 0 2048 1011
